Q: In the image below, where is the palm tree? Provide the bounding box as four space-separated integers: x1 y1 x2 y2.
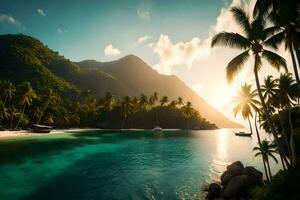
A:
36 89 57 124
276 73 297 167
15 82 37 129
121 96 133 128
139 93 148 110
7 106 20 129
160 96 168 106
183 101 194 129
0 101 9 129
253 140 278 180
101 92 114 111
168 100 177 108
263 0 300 86
261 75 278 106
232 83 260 135
0 80 16 107
211 6 287 166
177 97 184 107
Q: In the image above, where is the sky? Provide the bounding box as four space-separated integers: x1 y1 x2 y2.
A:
0 0 293 125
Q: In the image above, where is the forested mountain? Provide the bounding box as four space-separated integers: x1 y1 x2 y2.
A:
0 34 241 128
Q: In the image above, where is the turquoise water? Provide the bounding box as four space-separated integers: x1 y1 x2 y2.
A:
0 129 280 200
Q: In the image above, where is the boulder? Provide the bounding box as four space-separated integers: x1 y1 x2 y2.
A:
220 171 233 185
223 175 251 198
207 183 221 200
226 161 244 176
243 166 263 185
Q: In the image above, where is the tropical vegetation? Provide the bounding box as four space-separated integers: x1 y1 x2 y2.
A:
212 0 300 198
0 80 216 130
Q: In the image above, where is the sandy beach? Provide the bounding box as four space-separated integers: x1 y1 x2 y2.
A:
0 128 102 139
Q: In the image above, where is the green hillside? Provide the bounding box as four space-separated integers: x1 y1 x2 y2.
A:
0 34 241 128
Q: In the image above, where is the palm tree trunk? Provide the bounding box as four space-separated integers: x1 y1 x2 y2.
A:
9 115 14 129
287 107 296 168
278 110 292 164
15 105 25 129
289 41 300 87
266 158 272 181
254 113 270 182
253 63 290 169
248 118 253 135
292 37 300 70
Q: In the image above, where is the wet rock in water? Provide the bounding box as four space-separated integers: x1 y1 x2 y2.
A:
207 183 221 200
226 161 244 176
243 166 263 185
220 171 233 186
223 174 250 198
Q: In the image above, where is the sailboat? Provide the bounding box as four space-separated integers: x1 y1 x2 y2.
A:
152 115 162 131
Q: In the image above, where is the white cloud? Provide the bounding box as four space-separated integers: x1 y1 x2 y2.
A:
0 14 17 24
137 9 151 20
153 34 211 74
37 9 46 16
104 44 121 57
137 35 151 44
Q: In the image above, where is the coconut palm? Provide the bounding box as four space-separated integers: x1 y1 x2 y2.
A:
15 82 37 129
276 73 297 167
261 75 278 106
211 6 287 166
101 92 114 111
0 80 16 107
0 101 9 128
177 97 184 107
36 89 58 124
160 96 168 106
139 94 148 110
7 106 20 129
121 96 133 128
253 140 278 180
232 83 260 135
183 101 194 129
263 0 300 86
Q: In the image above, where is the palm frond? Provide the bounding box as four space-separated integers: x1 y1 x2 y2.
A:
230 7 251 37
262 50 287 72
211 32 251 50
268 154 278 163
263 26 283 40
226 50 250 83
264 31 285 49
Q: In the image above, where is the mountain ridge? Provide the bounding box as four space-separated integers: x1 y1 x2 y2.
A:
0 34 242 128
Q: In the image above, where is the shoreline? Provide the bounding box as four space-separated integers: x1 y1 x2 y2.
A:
0 128 101 139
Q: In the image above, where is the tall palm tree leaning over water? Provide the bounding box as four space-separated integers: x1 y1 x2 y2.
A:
211 6 290 168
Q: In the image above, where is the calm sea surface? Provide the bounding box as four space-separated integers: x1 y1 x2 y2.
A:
0 129 281 200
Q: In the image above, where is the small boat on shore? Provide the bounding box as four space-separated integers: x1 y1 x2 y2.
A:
152 126 162 131
31 124 52 133
234 131 252 137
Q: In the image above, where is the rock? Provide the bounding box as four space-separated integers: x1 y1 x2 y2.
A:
243 166 263 186
226 161 244 176
221 171 233 185
223 175 251 198
207 183 221 200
